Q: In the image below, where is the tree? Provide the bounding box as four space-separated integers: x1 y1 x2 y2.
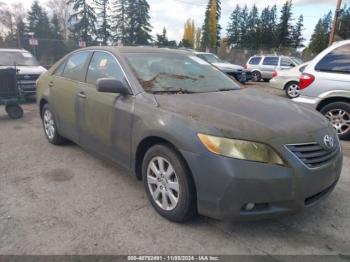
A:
194 27 201 50
291 15 304 48
338 6 350 40
155 27 169 47
95 0 111 45
182 18 195 48
112 0 129 44
201 0 221 50
67 0 97 44
308 12 332 55
276 0 293 48
47 0 72 39
226 4 241 46
127 0 152 45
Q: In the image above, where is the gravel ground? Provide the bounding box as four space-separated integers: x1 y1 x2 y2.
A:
0 84 349 256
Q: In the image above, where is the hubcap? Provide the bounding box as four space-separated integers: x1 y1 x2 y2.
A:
287 84 300 98
252 72 260 81
325 109 350 135
147 156 180 211
43 110 55 140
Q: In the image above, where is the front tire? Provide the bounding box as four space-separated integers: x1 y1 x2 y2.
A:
320 102 350 140
284 81 300 99
41 104 67 145
142 144 196 222
252 71 262 82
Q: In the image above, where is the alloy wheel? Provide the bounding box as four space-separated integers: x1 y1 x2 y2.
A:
287 83 300 98
325 109 350 135
43 109 55 140
147 156 180 211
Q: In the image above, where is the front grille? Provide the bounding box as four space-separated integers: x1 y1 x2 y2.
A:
286 142 339 168
17 74 40 81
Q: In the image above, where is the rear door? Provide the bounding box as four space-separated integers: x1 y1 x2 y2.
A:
261 56 279 79
280 57 296 70
77 51 134 168
312 43 350 94
50 51 91 142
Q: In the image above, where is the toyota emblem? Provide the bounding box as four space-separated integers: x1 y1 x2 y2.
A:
323 135 334 150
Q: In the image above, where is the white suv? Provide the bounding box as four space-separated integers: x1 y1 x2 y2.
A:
293 40 350 139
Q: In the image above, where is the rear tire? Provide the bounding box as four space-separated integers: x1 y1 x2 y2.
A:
41 104 67 145
284 81 300 99
142 144 196 222
320 102 350 140
252 71 262 82
263 78 270 82
5 105 23 119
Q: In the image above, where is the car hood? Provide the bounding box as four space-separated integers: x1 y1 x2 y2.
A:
212 62 243 71
154 88 330 142
0 65 47 75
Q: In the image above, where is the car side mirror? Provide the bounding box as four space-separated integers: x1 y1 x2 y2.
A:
96 78 130 95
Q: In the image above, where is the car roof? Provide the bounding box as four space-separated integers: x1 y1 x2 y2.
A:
80 46 192 56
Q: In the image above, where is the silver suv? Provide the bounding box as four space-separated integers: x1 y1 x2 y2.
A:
0 49 47 96
293 40 350 140
246 55 302 82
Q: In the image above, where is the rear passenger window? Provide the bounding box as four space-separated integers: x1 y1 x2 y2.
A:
249 57 261 65
315 44 350 74
263 57 279 66
281 58 294 67
62 51 90 81
86 51 126 85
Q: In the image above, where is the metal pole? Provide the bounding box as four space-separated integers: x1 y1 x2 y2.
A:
329 0 342 46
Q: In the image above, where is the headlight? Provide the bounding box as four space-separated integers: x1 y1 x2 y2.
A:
198 134 285 166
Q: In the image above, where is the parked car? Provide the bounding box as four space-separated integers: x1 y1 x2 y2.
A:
195 52 252 84
0 49 47 96
246 55 303 82
293 40 350 140
37 47 342 222
269 63 308 99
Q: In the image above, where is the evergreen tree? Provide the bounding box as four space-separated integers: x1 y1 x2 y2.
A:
246 4 260 49
308 12 332 55
201 0 221 50
291 15 304 48
112 0 129 44
226 5 241 46
276 0 293 48
95 0 111 45
127 0 152 45
239 5 249 47
67 0 97 44
338 6 350 40
14 18 26 48
155 27 169 47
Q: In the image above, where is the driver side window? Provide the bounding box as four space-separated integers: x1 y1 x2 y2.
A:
86 51 125 85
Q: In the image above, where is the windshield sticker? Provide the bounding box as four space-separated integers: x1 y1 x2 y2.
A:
99 59 108 68
21 52 33 58
190 56 209 65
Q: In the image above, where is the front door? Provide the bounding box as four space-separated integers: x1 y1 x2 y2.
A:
77 51 134 169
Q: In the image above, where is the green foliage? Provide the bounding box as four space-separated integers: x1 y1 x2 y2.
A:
95 0 111 45
308 11 332 55
338 5 350 40
201 0 221 50
226 1 303 51
111 0 129 44
67 0 97 44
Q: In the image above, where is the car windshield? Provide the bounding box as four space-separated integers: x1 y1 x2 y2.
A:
290 57 303 65
0 51 39 66
125 53 240 93
198 53 222 64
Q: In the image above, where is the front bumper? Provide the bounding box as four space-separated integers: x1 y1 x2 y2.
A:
181 143 342 221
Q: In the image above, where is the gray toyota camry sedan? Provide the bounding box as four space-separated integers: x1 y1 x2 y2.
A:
36 47 343 222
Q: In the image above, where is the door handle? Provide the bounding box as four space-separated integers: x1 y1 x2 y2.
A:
48 81 54 87
77 91 87 99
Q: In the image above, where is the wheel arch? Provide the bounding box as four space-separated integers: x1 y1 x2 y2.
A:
39 98 48 118
283 80 299 90
316 97 350 111
134 136 194 185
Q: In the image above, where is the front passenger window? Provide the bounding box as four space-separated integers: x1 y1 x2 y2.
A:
62 51 90 81
86 52 126 85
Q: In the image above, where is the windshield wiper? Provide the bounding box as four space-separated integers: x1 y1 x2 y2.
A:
151 88 195 94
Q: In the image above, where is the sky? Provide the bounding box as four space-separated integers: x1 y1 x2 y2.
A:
3 0 346 45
